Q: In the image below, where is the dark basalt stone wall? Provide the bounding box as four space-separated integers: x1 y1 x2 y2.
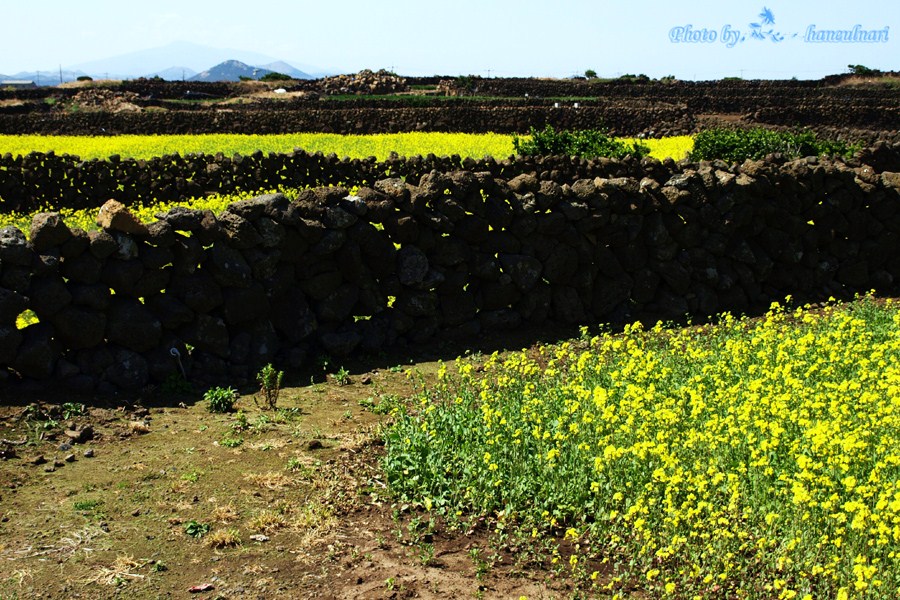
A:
3 152 900 392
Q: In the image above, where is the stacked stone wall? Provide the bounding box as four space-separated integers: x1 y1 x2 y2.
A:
3 153 900 392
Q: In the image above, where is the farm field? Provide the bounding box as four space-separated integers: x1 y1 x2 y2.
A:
1 296 898 598
0 132 694 163
0 132 694 235
386 296 900 598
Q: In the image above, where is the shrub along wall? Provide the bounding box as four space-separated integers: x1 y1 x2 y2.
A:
2 154 900 392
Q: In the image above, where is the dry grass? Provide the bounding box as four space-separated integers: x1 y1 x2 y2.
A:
211 503 240 524
83 554 144 585
248 509 288 534
246 438 287 451
243 471 294 490
128 421 151 434
7 568 33 588
205 529 242 549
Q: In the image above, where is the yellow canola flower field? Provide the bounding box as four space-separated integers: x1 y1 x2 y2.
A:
0 133 693 234
0 133 693 162
385 297 900 598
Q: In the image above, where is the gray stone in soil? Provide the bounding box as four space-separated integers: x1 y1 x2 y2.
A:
64 425 94 444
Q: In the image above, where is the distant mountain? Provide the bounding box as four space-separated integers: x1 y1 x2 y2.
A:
260 61 312 80
66 41 323 81
189 60 273 82
146 66 198 81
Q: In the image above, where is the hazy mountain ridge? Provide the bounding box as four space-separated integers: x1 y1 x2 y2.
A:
4 41 326 83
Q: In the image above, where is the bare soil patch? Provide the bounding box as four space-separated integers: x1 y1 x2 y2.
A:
0 332 590 599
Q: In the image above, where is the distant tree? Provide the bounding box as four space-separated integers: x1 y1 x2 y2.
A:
260 72 292 82
455 74 481 95
76 75 93 82
617 73 650 83
848 64 880 76
239 75 254 82
584 69 598 79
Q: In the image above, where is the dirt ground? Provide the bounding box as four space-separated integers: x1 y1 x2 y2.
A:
0 332 597 600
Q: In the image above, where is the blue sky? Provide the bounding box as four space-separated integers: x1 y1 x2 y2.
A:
2 0 897 79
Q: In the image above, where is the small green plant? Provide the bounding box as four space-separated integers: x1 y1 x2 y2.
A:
184 520 210 538
372 393 405 416
151 561 167 573
276 407 303 422
256 363 284 410
252 414 271 432
160 373 192 395
74 499 101 512
61 402 86 419
231 410 249 433
180 470 201 483
417 543 435 566
333 366 351 386
204 386 237 413
220 436 243 448
469 547 491 579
